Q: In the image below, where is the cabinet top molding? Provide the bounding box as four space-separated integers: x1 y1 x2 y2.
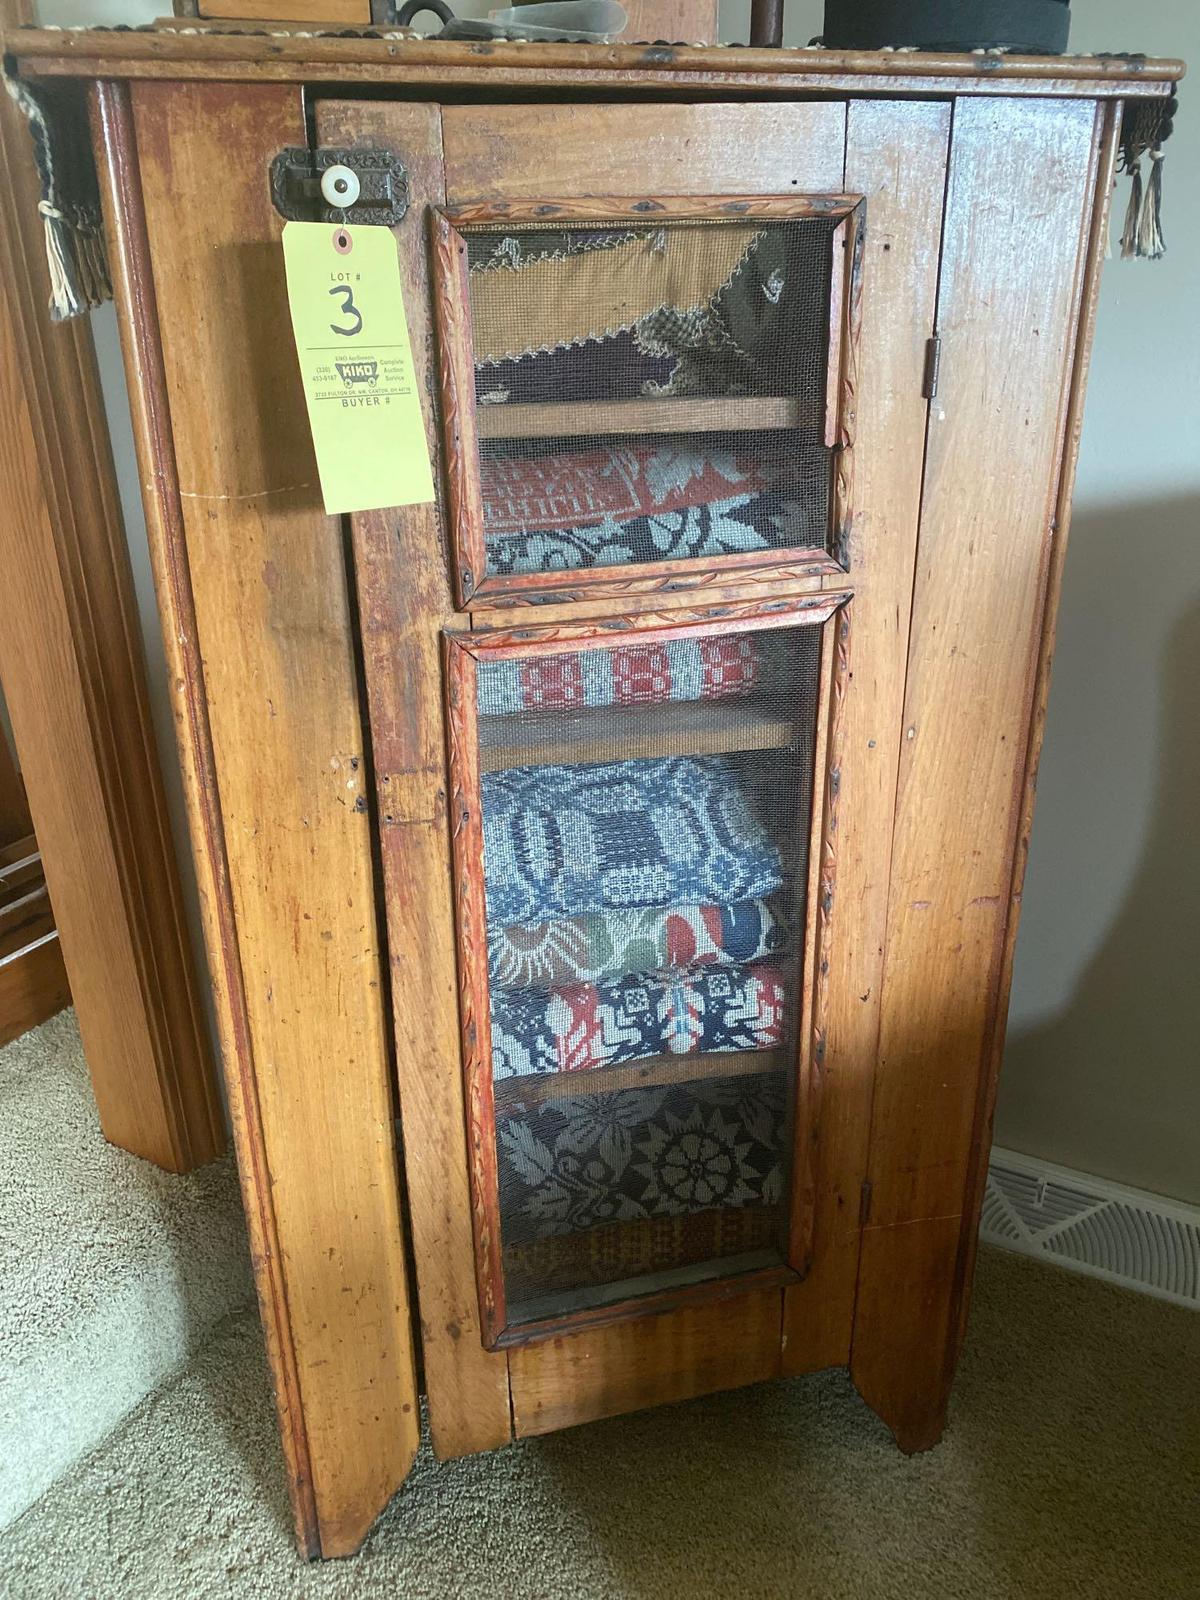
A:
4 28 1183 98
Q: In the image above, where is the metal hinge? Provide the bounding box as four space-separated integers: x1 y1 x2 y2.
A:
922 335 943 401
859 1178 874 1227
269 146 410 227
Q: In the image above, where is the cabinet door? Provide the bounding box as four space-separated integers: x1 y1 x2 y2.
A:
322 95 951 1447
447 598 847 1345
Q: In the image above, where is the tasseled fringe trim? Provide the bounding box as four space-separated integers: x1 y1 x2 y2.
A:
1119 149 1167 263
1138 150 1166 261
4 72 113 320
1119 162 1143 259
38 200 112 321
1117 94 1177 263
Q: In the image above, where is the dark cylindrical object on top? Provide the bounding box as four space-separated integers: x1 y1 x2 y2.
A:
822 0 1070 54
750 0 785 49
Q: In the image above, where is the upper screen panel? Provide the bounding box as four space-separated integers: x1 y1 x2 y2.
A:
434 202 862 607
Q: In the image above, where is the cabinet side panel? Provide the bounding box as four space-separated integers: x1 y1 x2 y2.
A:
782 99 951 1376
442 101 846 202
853 95 1104 1446
315 96 514 1461
121 81 419 1557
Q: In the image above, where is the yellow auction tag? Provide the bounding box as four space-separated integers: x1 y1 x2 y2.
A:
281 221 436 515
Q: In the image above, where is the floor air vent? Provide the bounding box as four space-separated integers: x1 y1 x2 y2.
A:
982 1148 1200 1309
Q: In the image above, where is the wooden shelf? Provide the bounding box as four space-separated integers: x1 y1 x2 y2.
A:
475 394 814 441
478 695 796 772
494 1046 784 1116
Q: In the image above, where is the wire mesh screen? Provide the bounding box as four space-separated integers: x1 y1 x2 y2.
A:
475 623 824 1326
463 217 839 581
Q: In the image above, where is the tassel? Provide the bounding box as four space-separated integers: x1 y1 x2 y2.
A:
38 201 80 321
1104 180 1115 261
1138 149 1166 260
36 199 108 321
5 71 112 319
1119 162 1142 260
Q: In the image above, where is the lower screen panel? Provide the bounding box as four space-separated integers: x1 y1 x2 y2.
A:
451 613 833 1340
496 1069 789 1323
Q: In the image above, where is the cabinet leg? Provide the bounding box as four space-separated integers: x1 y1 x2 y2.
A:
849 1213 964 1458
862 1391 949 1456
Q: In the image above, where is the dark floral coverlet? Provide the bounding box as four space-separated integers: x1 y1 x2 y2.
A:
496 1073 787 1245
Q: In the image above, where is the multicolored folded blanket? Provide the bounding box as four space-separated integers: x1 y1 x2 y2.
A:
481 439 829 576
476 635 763 719
497 1073 786 1241
481 754 783 927
490 960 787 1081
489 898 787 990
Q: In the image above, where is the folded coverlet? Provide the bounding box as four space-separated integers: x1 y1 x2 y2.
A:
490 959 787 1082
481 753 783 927
481 439 829 576
496 1073 786 1241
488 897 787 990
476 634 764 718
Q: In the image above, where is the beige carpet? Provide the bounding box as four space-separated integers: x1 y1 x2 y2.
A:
3 1247 1196 1599
0 1011 254 1531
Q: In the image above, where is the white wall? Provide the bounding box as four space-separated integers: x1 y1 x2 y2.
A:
995 4 1200 1204
34 0 1199 1199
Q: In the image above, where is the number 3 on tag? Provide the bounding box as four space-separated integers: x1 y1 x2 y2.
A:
281 221 435 515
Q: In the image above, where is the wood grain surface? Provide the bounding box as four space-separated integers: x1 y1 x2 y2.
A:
0 731 31 848
442 103 847 203
0 29 218 1168
619 0 718 42
851 95 1105 1447
198 0 369 19
99 79 420 1557
781 98 951 1377
8 30 1183 99
316 96 515 1463
510 1291 783 1436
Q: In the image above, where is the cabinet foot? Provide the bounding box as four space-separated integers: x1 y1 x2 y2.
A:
883 1405 949 1457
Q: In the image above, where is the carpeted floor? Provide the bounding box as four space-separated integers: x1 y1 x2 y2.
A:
2 1246 1196 1599
0 1011 254 1530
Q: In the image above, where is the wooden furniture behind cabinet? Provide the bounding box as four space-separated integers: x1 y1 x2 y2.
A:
0 0 219 1160
5 25 1183 1559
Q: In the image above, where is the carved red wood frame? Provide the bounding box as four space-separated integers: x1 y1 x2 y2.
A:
444 593 853 1349
431 195 866 611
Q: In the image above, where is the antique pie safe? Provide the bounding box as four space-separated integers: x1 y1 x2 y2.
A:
6 22 1183 1559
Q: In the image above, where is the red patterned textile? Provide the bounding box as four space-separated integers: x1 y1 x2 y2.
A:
480 440 771 540
476 635 762 717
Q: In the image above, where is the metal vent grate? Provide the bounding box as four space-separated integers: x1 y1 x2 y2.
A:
982 1148 1200 1309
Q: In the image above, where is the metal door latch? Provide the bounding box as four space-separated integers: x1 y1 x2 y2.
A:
269 147 410 226
922 335 943 401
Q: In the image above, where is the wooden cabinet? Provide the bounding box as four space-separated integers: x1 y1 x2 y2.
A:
8 26 1181 1559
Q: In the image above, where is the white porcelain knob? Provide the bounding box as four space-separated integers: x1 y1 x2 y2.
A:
320 164 360 210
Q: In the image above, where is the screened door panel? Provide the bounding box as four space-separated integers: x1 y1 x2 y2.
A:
433 198 862 608
446 599 848 1346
